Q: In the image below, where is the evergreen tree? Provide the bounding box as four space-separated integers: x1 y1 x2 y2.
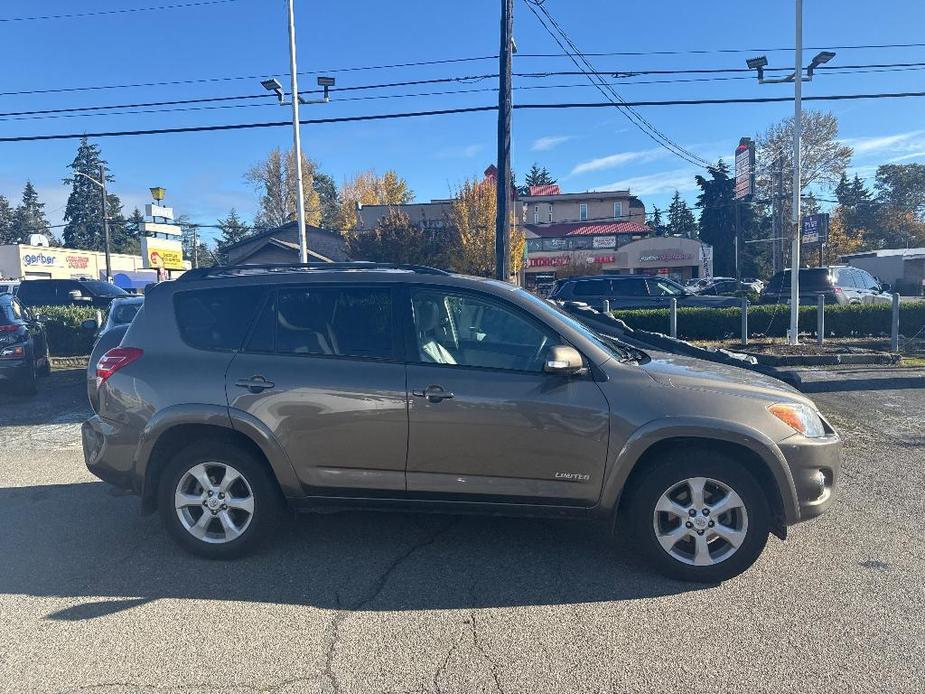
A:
11 182 51 243
649 205 666 235
667 190 697 239
695 162 763 277
62 137 125 251
313 172 339 230
0 194 16 244
176 215 215 268
834 173 877 246
215 209 251 263
524 163 557 188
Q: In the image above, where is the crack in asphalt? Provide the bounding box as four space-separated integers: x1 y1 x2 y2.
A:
323 520 456 694
469 612 505 694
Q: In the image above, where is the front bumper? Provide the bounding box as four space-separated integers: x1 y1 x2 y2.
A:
778 432 842 522
82 415 141 493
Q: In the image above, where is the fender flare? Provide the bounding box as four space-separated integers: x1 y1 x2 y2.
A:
134 404 302 501
599 416 800 524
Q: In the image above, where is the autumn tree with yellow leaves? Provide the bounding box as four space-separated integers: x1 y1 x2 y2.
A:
448 176 525 278
337 170 414 233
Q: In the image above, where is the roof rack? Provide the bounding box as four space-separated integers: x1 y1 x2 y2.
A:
176 261 451 282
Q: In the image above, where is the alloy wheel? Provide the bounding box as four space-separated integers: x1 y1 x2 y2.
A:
174 462 255 544
652 476 749 566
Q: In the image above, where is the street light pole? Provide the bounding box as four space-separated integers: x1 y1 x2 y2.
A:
789 0 803 345
286 0 308 264
74 169 112 282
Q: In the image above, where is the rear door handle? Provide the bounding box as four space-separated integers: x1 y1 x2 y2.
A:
412 384 454 403
234 375 275 393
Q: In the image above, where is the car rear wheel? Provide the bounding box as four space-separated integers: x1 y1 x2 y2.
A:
158 440 282 559
626 451 770 583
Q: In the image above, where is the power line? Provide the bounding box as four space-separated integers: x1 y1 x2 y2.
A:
515 41 925 58
8 61 925 122
4 90 925 144
522 0 712 169
0 64 497 98
0 0 243 23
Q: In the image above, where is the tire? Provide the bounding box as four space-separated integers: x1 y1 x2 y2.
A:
13 357 37 396
157 439 283 559
625 449 770 583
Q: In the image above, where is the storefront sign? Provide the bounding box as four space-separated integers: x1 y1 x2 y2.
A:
66 255 90 269
735 137 755 200
638 252 693 263
528 255 570 268
141 237 184 270
592 235 616 249
23 252 57 267
801 213 829 244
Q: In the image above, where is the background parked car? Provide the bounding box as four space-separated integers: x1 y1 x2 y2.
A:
84 296 143 410
16 278 128 309
0 280 20 295
0 293 51 394
760 266 892 305
550 274 743 310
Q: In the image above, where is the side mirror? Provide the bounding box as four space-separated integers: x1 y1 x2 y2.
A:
80 318 99 332
880 282 891 292
543 345 585 375
68 290 91 303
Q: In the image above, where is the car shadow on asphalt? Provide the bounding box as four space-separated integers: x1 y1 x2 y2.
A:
0 481 707 619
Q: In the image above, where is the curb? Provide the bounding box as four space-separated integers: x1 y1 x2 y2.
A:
743 352 901 367
51 356 89 369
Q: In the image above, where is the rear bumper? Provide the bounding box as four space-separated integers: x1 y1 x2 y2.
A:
778 432 842 522
82 415 141 493
0 358 29 383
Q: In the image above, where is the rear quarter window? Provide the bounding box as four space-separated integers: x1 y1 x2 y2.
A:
174 287 264 351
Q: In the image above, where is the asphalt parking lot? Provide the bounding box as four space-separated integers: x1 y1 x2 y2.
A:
0 369 923 693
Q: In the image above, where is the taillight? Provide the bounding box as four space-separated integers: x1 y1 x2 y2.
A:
833 286 843 293
96 347 143 387
0 324 19 333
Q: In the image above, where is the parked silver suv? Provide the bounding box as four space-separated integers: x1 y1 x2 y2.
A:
82 263 841 582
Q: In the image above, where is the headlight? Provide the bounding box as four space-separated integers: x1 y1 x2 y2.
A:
768 403 826 438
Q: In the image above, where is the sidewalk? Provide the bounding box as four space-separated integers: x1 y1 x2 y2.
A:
772 365 925 393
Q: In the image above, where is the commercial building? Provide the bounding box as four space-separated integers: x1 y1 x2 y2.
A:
521 185 711 289
0 243 158 289
843 247 925 295
222 222 348 265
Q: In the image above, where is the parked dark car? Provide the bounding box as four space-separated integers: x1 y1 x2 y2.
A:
82 263 841 583
85 296 144 410
16 278 128 309
0 294 51 394
760 266 892 305
550 275 742 310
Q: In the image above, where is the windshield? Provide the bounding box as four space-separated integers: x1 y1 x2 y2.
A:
108 299 143 326
82 281 129 297
517 289 639 362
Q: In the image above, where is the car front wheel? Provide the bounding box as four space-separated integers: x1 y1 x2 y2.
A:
158 440 282 559
627 452 770 583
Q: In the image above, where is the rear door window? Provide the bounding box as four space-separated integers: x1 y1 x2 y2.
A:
572 279 611 297
275 286 394 360
174 287 265 351
613 278 648 296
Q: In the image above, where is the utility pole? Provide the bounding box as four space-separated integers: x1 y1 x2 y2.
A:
99 164 112 282
286 0 308 264
789 0 803 345
494 0 513 282
192 225 199 268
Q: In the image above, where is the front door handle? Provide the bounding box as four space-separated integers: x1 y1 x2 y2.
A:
412 384 454 403
234 375 275 393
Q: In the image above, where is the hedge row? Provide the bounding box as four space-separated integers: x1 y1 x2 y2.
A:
33 305 103 356
611 302 925 341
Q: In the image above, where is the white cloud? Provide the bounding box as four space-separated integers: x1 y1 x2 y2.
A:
531 135 574 151
590 168 699 196
569 147 666 176
841 129 925 156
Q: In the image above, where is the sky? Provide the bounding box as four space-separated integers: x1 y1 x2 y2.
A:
1 0 924 246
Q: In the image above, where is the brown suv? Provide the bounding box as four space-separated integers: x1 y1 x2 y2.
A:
82 263 841 582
